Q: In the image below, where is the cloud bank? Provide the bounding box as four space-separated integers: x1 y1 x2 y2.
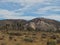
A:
0 0 60 21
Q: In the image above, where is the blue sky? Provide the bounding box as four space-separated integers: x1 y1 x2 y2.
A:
0 0 60 21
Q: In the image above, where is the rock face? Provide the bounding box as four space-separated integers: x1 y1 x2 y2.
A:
25 18 60 32
0 18 60 32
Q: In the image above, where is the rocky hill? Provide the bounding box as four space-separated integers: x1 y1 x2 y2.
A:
0 18 60 32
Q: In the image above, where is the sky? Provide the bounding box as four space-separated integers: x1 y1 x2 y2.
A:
0 0 60 21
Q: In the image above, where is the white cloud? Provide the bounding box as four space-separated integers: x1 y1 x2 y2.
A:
41 14 60 20
0 0 46 3
52 7 60 11
0 0 47 13
0 0 60 21
6 16 36 20
0 0 45 7
0 0 54 13
34 6 60 14
0 9 23 18
0 9 21 16
0 9 36 20
0 0 53 9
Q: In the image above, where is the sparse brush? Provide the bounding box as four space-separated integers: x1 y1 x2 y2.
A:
47 40 56 45
23 38 34 42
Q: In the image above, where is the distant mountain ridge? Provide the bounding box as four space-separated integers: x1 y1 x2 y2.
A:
0 18 60 32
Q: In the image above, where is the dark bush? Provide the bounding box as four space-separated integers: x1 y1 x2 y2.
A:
41 33 47 38
50 35 56 39
32 33 36 35
14 39 17 41
0 38 4 40
57 39 60 44
25 35 28 37
9 36 13 40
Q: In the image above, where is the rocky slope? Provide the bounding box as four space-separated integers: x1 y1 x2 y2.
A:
0 18 60 32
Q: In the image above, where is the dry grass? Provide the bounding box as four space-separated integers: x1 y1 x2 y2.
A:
0 31 60 45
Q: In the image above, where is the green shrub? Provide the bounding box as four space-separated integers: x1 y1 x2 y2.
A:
8 33 22 36
57 39 60 44
50 35 56 39
23 38 34 42
16 43 20 45
47 40 56 45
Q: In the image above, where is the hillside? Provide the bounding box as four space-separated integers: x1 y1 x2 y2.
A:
0 18 60 45
0 18 60 32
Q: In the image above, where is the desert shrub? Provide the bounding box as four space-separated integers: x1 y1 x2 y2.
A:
57 39 60 44
1 43 6 45
23 33 27 35
8 33 22 36
32 36 36 39
50 35 56 39
56 29 60 33
16 43 20 45
32 33 36 35
23 38 34 42
9 36 13 40
2 36 4 38
25 35 28 37
14 39 17 41
41 33 47 38
47 40 56 45
0 36 4 40
27 26 34 31
0 38 4 40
